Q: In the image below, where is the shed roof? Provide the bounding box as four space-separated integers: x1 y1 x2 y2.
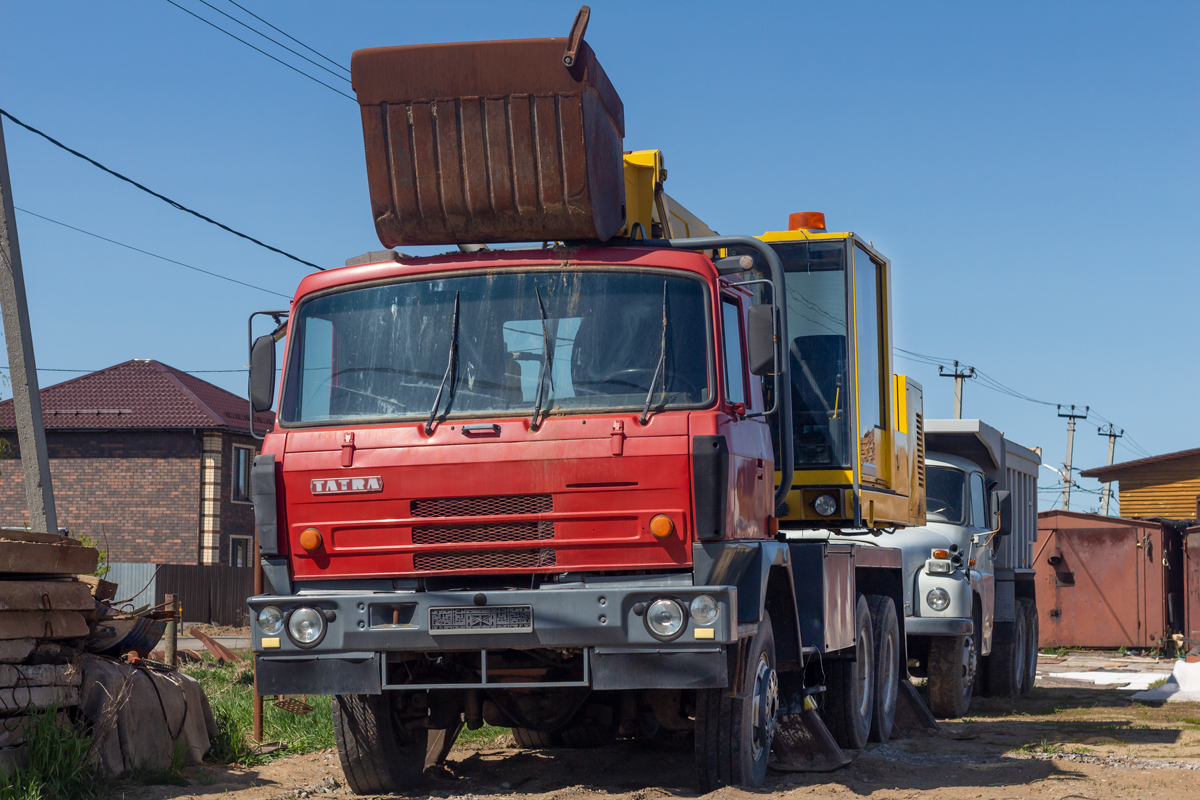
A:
0 360 273 434
1080 447 1200 481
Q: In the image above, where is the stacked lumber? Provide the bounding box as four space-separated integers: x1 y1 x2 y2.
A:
0 530 99 756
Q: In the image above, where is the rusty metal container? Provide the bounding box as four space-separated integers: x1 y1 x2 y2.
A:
351 36 626 247
1034 511 1168 649
1185 524 1200 643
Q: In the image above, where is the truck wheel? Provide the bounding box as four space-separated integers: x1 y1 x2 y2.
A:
927 634 976 718
333 693 426 794
559 718 618 748
694 613 777 791
984 607 1026 697
866 595 899 744
822 595 874 750
1019 598 1038 695
510 728 560 749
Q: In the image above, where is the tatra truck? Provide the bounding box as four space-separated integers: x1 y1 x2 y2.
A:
245 10 935 793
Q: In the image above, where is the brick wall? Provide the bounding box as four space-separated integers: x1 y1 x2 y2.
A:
0 430 202 563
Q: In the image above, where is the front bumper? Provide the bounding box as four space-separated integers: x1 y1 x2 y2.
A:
905 617 973 636
251 585 737 694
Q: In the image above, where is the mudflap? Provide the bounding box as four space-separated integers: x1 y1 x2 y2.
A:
893 679 940 736
769 707 851 773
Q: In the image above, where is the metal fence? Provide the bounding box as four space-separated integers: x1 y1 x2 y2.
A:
106 562 254 626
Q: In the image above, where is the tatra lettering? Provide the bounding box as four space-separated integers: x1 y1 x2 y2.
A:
310 476 384 495
352 478 365 491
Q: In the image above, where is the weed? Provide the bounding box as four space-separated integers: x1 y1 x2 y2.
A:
1148 677 1169 690
458 725 509 746
0 706 100 800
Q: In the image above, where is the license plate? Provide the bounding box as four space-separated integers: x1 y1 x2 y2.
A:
429 605 533 634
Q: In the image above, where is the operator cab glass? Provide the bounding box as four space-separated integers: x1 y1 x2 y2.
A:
279 269 713 425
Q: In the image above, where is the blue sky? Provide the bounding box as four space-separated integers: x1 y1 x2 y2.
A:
0 1 1195 513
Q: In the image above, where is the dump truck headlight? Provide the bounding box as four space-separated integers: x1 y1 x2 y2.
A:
645 598 686 640
287 606 327 646
926 588 951 611
813 494 838 517
927 559 953 575
258 606 284 636
690 595 719 625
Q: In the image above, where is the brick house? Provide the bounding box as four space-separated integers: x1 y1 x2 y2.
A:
0 359 272 565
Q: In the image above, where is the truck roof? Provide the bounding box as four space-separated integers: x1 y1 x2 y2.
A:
924 419 1041 481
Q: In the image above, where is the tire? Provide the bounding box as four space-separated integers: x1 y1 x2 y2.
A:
866 595 899 744
822 594 874 750
333 693 426 795
985 607 1026 698
559 714 618 748
1019 598 1038 695
694 613 777 791
927 634 976 718
511 727 560 749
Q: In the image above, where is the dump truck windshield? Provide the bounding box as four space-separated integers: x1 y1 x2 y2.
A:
279 269 712 425
926 465 968 524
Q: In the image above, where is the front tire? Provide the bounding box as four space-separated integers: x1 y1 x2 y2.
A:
866 595 899 744
927 634 976 718
694 613 777 791
822 594 874 750
333 693 426 795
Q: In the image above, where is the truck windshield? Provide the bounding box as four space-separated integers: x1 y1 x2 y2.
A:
926 466 968 524
279 269 712 425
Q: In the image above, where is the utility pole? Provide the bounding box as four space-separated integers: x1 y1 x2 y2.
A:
939 360 976 420
1098 424 1123 516
0 117 57 534
1057 404 1089 512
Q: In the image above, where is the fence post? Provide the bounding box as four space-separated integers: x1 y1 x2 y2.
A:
252 528 264 742
164 593 178 667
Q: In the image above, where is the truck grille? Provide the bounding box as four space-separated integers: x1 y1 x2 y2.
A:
410 494 553 518
411 521 554 545
413 548 557 571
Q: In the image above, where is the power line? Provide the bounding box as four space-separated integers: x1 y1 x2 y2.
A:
195 0 351 84
165 0 356 102
225 0 350 75
15 207 291 300
0 108 325 271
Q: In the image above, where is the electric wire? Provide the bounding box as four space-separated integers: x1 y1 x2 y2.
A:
15 207 292 299
194 0 351 84
225 0 350 75
164 0 356 102
0 108 325 271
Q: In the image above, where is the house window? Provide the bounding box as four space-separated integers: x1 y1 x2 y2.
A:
232 445 254 503
230 536 253 568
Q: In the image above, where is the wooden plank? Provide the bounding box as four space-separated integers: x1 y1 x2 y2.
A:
0 684 79 714
0 611 88 640
0 580 94 611
0 540 98 575
79 574 117 601
0 639 34 663
0 663 80 688
0 530 79 546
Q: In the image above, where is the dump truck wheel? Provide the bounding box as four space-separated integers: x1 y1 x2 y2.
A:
1019 599 1038 694
985 607 1026 697
510 728 560 749
560 718 618 748
694 613 776 791
866 595 899 744
822 595 874 750
333 693 425 795
927 634 976 718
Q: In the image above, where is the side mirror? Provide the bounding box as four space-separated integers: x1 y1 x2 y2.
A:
249 334 277 413
990 489 1012 537
746 304 777 376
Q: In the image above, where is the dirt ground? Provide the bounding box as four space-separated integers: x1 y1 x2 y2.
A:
120 678 1200 800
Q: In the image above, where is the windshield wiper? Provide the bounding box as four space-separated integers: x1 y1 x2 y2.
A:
425 291 460 434
530 287 554 430
640 281 669 425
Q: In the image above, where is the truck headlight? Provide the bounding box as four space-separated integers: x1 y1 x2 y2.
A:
287 607 327 646
646 598 686 640
926 588 951 612
258 605 284 636
927 559 953 575
690 595 719 625
813 494 838 517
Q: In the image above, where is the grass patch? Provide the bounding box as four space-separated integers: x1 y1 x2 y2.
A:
1148 676 1170 690
182 653 334 766
458 725 509 747
0 707 100 800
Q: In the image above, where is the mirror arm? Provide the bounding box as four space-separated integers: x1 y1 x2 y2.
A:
248 309 290 441
733 277 779 419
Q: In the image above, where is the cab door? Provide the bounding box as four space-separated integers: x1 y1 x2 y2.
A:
718 292 773 540
967 470 996 653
